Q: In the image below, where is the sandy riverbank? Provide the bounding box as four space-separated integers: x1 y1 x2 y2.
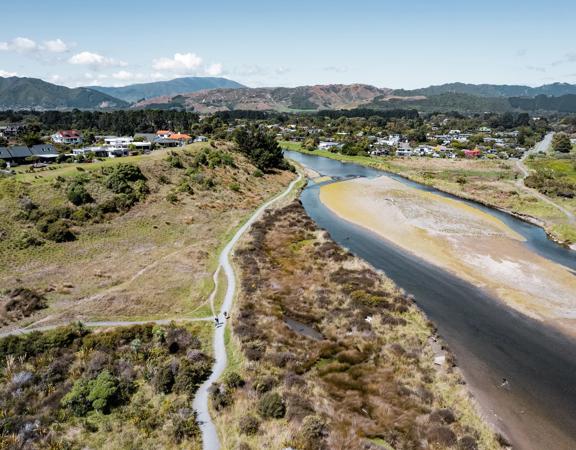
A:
320 176 576 337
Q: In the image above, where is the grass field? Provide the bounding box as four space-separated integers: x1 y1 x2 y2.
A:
282 142 576 245
0 143 294 331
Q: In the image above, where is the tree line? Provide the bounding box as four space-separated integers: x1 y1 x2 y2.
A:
0 110 200 136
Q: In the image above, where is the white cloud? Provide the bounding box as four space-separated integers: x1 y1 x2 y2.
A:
68 51 127 67
0 37 38 52
0 70 17 77
112 70 135 81
153 52 203 71
42 39 70 53
205 63 223 76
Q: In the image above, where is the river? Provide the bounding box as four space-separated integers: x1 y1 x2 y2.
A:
285 150 576 450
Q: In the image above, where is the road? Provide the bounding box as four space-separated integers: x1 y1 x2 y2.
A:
192 172 302 450
515 132 576 225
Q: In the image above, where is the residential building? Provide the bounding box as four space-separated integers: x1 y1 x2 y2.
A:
464 149 482 158
52 130 83 145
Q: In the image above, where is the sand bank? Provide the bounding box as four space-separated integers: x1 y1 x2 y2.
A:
320 176 576 336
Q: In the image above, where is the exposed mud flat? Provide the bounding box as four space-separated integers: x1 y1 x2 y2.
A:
320 176 576 338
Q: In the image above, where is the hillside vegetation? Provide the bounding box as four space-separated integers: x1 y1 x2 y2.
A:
0 76 127 110
214 201 500 449
0 321 212 449
0 142 294 331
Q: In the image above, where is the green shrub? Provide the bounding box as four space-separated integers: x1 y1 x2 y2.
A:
105 164 146 194
209 382 233 410
166 154 184 169
224 371 244 389
174 359 212 396
171 411 200 443
133 179 150 200
253 169 264 178
87 370 120 413
238 415 260 436
152 364 175 394
61 378 92 416
44 220 75 242
300 415 326 442
192 148 235 168
62 370 122 415
258 392 285 419
166 192 179 203
67 182 93 206
229 183 241 192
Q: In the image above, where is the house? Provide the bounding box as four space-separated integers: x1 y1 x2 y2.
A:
395 148 413 157
414 145 434 156
29 144 59 161
463 149 482 158
154 138 181 148
156 130 173 139
318 141 341 150
169 133 192 142
0 147 12 161
52 130 83 145
194 136 208 142
2 124 25 137
73 147 110 158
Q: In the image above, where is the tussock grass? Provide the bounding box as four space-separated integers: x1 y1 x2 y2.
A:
213 200 501 449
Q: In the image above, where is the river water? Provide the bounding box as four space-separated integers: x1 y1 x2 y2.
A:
285 150 576 450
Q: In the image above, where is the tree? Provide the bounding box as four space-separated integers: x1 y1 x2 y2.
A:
552 133 572 153
22 133 43 147
233 125 286 171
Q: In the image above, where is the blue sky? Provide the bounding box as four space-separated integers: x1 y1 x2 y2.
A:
1 0 575 89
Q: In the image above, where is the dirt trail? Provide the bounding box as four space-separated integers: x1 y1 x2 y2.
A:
192 172 302 450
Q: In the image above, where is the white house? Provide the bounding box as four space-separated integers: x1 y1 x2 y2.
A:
52 130 83 145
318 141 341 150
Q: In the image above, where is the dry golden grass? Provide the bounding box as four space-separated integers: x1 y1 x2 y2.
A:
214 201 500 450
0 143 294 330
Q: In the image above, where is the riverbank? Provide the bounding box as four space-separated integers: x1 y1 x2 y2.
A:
320 176 576 339
213 200 501 449
281 142 576 248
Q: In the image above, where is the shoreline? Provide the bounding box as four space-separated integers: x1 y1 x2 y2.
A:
285 147 576 251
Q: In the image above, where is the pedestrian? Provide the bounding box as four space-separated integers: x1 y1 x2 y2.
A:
224 311 229 319
500 378 509 388
214 316 219 326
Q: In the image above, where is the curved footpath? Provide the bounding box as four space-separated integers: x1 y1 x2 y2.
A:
192 172 302 450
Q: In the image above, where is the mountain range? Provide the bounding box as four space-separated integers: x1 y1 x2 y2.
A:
0 76 128 110
131 84 420 113
2 76 576 113
393 82 576 98
88 76 245 103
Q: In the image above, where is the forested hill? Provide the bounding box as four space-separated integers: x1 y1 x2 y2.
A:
394 82 576 98
0 76 128 110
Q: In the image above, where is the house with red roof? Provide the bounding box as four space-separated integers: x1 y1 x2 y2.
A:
463 149 482 158
51 130 83 145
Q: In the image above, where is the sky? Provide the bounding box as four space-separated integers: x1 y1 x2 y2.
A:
1 0 576 89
